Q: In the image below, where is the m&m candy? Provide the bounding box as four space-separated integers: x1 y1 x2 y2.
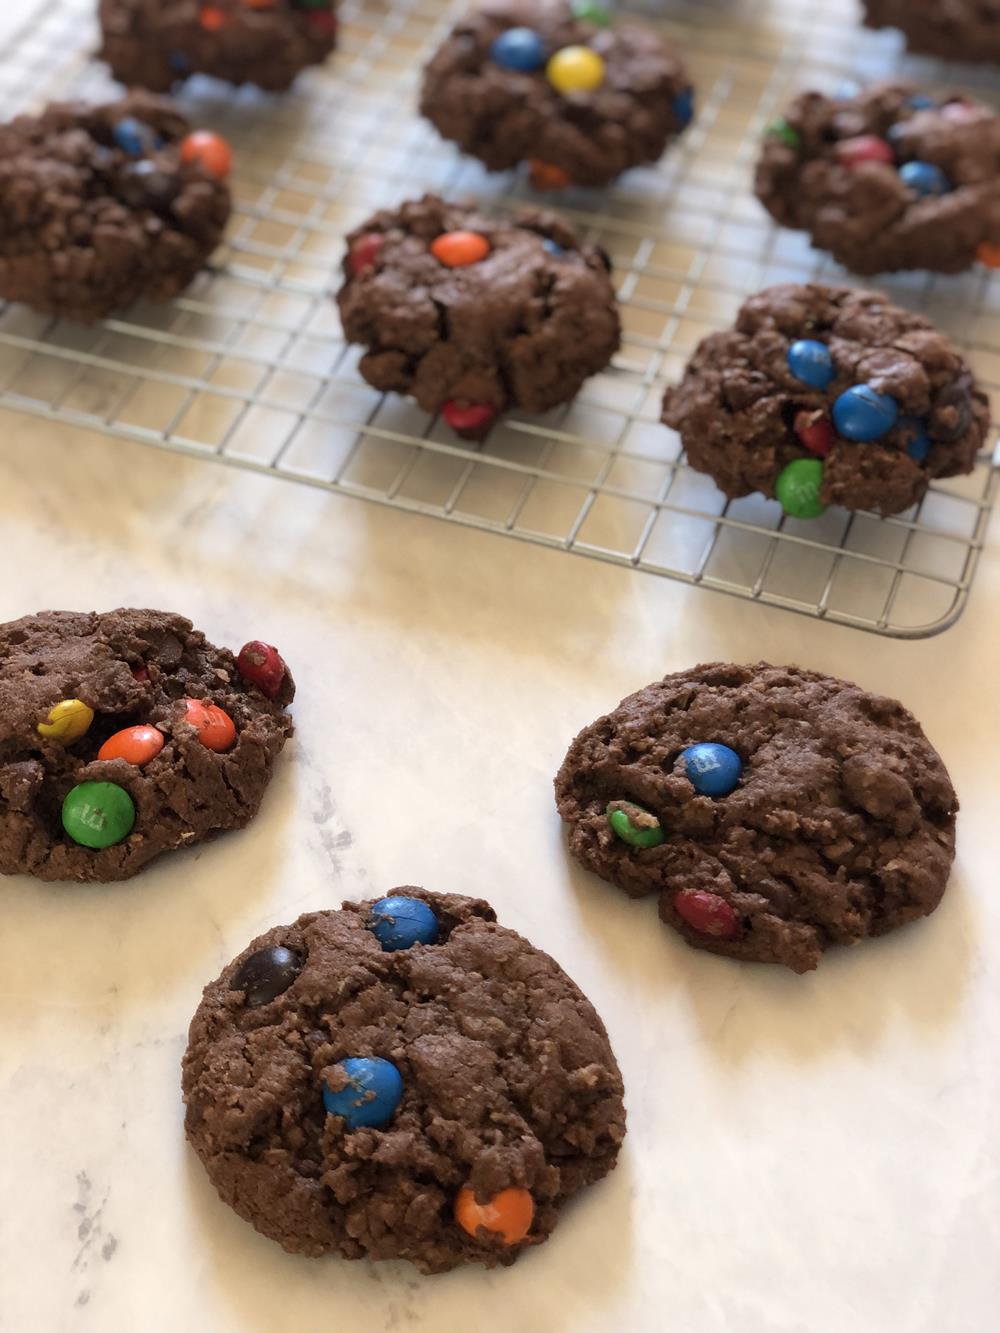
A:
673 88 695 129
348 232 383 276
367 896 439 952
454 1186 534 1245
767 119 800 149
62 781 135 849
833 385 898 442
323 1057 403 1129
431 231 491 267
119 161 179 210
180 698 237 752
794 409 835 457
835 135 894 168
232 945 303 1006
775 458 826 519
787 339 834 390
441 401 496 436
673 889 741 939
541 238 566 258
529 160 572 191
98 724 165 767
547 46 605 95
681 742 742 797
198 5 227 30
941 100 980 124
37 699 94 744
490 27 546 72
113 117 159 156
898 417 931 463
899 160 951 197
906 93 936 111
236 640 286 699
180 130 233 179
977 242 1000 269
571 1 611 24
132 663 150 682
607 801 665 849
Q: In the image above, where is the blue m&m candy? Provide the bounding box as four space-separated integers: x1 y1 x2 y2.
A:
541 238 566 257
899 160 951 197
367 895 439 951
682 743 743 797
491 27 546 72
834 80 861 100
673 87 694 129
906 93 936 111
323 1057 403 1129
899 416 931 462
833 385 898 442
787 339 835 390
113 117 160 156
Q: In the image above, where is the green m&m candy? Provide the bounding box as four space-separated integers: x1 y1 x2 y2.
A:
607 800 665 849
767 118 801 149
572 1 612 25
62 781 135 849
776 458 826 519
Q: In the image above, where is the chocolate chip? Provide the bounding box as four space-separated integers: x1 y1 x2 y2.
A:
118 159 179 211
231 946 303 1007
930 381 972 442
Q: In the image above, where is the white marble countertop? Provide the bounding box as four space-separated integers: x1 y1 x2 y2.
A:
1 2 999 1330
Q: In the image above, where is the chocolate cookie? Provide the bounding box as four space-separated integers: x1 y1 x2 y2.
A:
0 610 293 883
555 663 958 974
863 0 1000 65
182 889 626 1272
0 93 231 323
419 0 693 189
337 194 621 438
661 283 988 518
755 83 1000 275
98 0 337 92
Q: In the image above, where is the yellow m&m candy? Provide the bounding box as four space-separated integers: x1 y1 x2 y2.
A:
37 698 94 744
547 45 605 95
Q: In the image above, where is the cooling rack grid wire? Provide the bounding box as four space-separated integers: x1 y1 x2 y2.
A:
0 0 997 636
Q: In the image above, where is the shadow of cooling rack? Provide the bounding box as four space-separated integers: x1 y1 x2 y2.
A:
0 0 997 637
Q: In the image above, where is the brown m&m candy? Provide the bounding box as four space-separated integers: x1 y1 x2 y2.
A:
232 946 303 1006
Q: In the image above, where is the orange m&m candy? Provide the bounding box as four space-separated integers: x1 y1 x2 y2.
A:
98 725 165 767
198 5 227 31
529 160 572 192
430 231 491 268
977 242 1000 269
180 698 237 752
454 1186 534 1245
180 130 233 179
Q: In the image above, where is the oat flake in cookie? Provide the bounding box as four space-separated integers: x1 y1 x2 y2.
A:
420 0 693 190
0 610 293 882
337 194 621 439
0 93 231 323
756 83 1000 275
98 0 337 93
862 0 1000 66
182 889 626 1273
555 663 958 974
662 283 988 518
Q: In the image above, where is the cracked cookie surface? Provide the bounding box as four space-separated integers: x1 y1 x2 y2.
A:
336 194 621 426
0 92 231 323
0 609 293 882
755 82 1000 275
555 662 957 973
661 283 987 517
182 889 626 1272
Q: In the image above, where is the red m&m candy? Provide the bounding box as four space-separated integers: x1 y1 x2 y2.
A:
441 401 497 438
131 663 150 682
180 698 237 752
349 233 383 276
673 889 741 939
199 5 227 30
794 409 836 458
454 1186 534 1245
180 130 233 179
236 641 286 699
99 725 165 767
431 231 491 268
835 135 894 168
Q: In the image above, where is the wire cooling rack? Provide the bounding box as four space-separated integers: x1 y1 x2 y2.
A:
0 0 997 636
